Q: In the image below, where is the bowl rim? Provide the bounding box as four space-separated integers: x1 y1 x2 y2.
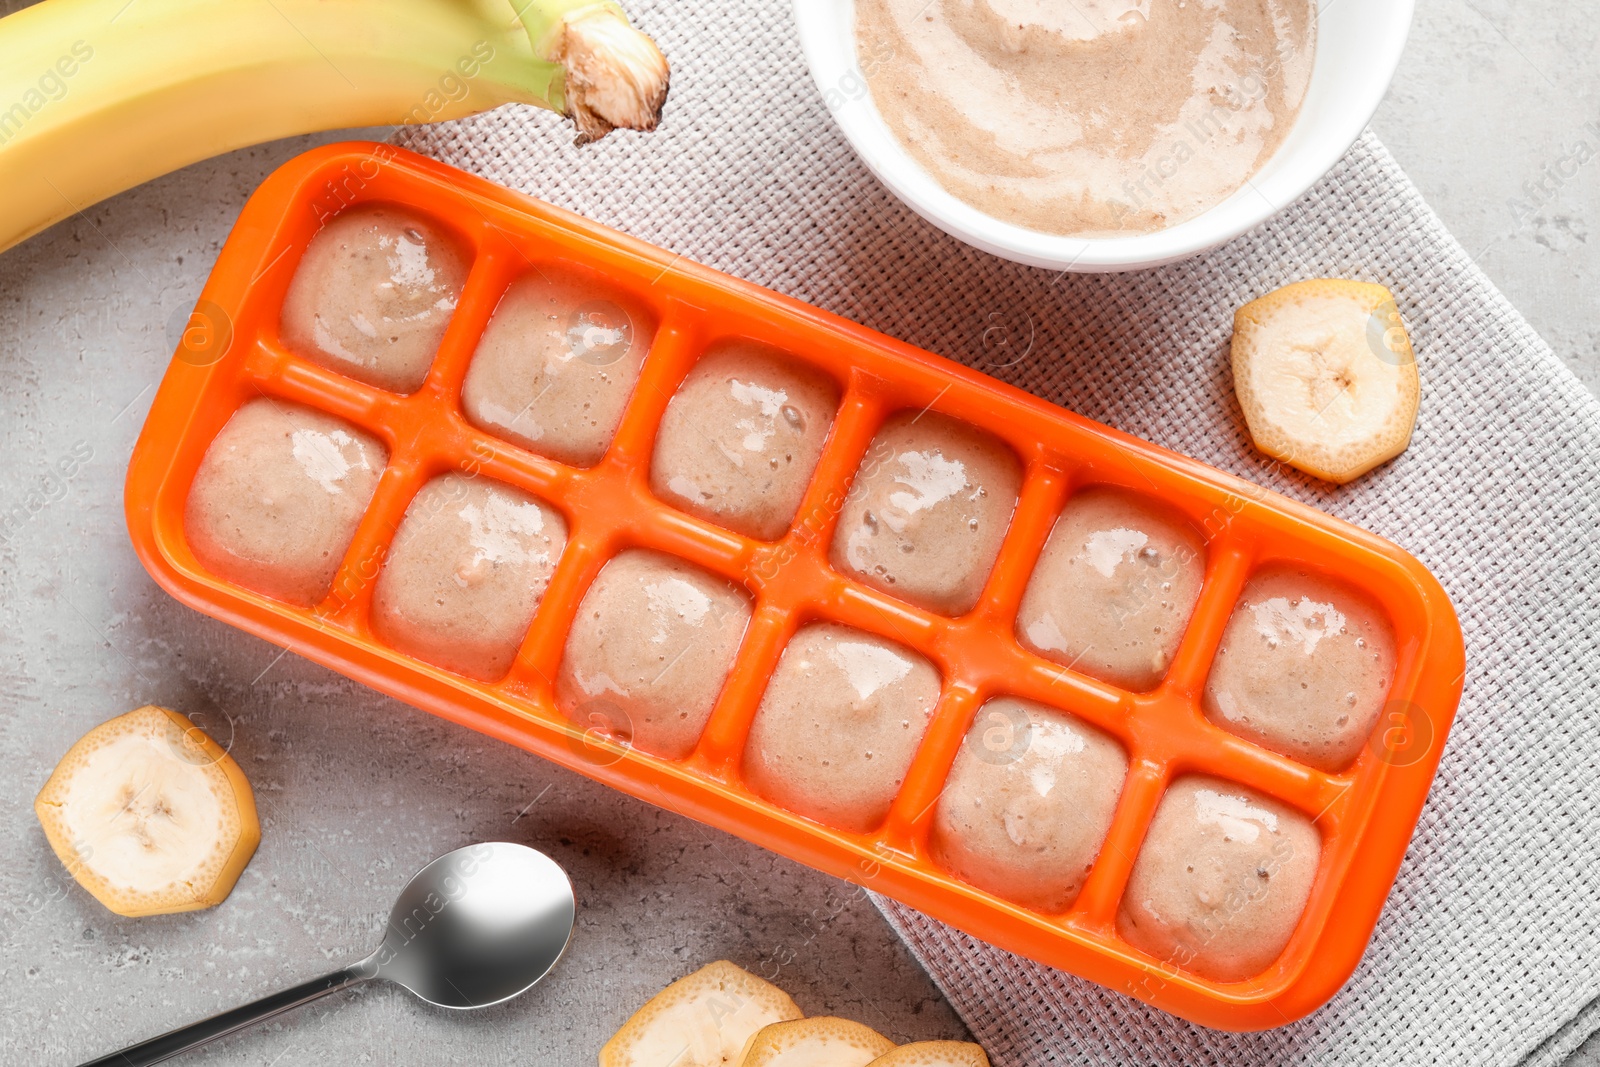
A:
793 0 1417 272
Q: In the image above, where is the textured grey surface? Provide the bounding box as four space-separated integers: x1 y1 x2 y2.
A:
1376 1 1600 395
0 1 1595 1066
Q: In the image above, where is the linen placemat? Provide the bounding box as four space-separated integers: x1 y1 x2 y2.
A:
397 2 1600 1062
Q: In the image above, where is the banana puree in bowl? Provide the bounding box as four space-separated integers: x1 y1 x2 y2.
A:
855 0 1315 237
797 0 1415 269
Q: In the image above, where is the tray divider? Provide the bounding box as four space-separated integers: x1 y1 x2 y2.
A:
1160 541 1254 700
692 601 799 776
826 585 941 648
619 487 755 578
419 244 519 402
1017 652 1133 739
605 313 703 470
311 455 427 634
1182 732 1351 825
449 427 578 502
778 383 885 560
880 682 984 856
974 459 1072 624
250 341 401 435
507 519 618 693
1072 756 1169 928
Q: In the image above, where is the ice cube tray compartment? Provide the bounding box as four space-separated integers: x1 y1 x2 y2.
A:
126 143 1464 1031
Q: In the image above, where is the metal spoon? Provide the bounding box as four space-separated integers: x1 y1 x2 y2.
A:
79 841 577 1067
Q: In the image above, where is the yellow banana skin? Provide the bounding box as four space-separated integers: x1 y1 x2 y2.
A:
0 0 641 254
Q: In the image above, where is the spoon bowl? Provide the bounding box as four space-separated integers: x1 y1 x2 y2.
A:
369 842 576 1009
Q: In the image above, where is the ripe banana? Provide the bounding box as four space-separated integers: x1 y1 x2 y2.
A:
34 705 259 917
0 0 669 254
1231 279 1421 485
600 960 804 1067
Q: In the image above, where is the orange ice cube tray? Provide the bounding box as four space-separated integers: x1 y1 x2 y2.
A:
125 143 1464 1031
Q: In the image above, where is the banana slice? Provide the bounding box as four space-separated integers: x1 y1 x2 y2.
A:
34 706 259 917
866 1042 991 1066
600 960 803 1067
737 1017 896 1067
1231 279 1419 484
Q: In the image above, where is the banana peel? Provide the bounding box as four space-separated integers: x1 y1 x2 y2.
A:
0 0 669 254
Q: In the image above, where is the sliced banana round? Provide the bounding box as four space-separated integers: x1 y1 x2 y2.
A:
737 1017 896 1067
33 705 259 917
1231 279 1420 484
867 1042 991 1066
600 960 803 1067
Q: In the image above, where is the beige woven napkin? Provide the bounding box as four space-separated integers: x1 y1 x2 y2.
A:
397 2 1600 1062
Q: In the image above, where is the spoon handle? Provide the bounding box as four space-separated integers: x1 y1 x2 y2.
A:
76 967 366 1067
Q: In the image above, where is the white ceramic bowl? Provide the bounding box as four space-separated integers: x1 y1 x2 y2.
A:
794 0 1414 272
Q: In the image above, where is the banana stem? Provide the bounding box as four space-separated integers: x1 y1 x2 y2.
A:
0 0 669 254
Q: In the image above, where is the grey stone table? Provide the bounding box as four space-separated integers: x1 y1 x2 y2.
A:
0 1 1595 1064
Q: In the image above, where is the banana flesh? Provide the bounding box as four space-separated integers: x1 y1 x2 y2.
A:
0 0 668 253
867 1042 992 1066
600 960 804 1067
737 1017 897 1067
1231 279 1421 484
34 705 260 917
600 961 995 1067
